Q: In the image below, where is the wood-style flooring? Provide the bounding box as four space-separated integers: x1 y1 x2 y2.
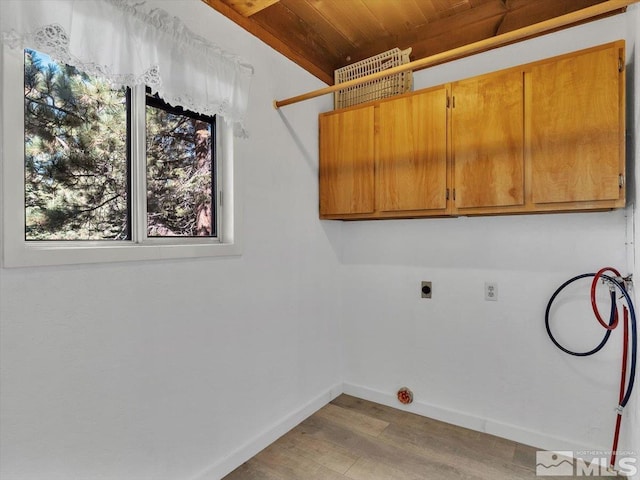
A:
223 394 622 480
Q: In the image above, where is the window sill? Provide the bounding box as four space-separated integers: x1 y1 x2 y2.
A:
2 239 243 268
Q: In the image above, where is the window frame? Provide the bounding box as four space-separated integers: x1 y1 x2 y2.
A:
1 45 242 267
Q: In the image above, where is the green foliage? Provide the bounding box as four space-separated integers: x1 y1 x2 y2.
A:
24 49 128 240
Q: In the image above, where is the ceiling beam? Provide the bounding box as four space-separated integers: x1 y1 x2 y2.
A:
251 2 342 77
201 0 334 84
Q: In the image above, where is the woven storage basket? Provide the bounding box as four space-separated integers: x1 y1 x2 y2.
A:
334 47 413 109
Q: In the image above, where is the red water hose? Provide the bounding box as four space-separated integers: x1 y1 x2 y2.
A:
609 306 629 470
591 267 621 330
590 267 628 472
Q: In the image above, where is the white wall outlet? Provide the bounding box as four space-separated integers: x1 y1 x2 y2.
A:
485 282 498 301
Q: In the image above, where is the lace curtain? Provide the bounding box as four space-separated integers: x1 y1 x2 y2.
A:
0 0 254 137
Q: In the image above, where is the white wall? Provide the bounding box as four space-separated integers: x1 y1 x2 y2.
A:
0 1 341 479
341 6 640 470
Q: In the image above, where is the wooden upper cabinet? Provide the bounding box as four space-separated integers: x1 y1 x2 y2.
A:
377 87 448 213
319 106 375 216
451 69 524 211
318 40 625 220
529 41 625 206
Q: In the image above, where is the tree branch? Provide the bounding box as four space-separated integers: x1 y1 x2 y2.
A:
76 194 121 214
25 97 88 123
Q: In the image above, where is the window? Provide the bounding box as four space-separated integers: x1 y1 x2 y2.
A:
2 45 241 267
25 49 217 241
145 91 216 239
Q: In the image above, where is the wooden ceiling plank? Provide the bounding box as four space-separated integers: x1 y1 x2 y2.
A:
350 0 506 63
305 0 387 46
201 0 334 84
251 2 342 74
421 0 506 36
497 0 608 34
412 15 503 60
205 0 632 87
224 0 280 17
431 0 472 18
467 0 504 11
362 0 429 35
280 0 354 58
275 0 637 108
408 0 431 25
414 0 440 21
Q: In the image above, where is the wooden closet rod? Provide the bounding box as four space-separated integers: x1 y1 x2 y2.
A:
273 0 637 109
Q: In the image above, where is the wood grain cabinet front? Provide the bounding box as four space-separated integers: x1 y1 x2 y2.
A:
527 41 625 212
318 40 625 220
377 86 448 215
319 105 375 217
451 69 525 215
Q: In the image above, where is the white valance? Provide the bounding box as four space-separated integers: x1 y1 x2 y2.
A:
0 0 254 137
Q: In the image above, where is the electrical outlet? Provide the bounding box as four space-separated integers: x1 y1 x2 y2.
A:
485 282 498 301
421 281 432 299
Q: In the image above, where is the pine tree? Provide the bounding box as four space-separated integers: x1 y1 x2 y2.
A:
24 49 129 240
146 106 213 237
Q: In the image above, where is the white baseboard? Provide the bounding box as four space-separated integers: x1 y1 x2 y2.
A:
194 382 343 480
342 382 606 454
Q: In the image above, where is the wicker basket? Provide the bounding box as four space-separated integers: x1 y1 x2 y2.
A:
334 47 413 109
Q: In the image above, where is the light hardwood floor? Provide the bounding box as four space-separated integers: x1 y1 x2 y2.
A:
223 394 623 480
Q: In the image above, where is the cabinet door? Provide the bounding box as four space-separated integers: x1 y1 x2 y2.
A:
377 87 448 213
319 106 375 216
451 70 524 210
529 43 624 205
